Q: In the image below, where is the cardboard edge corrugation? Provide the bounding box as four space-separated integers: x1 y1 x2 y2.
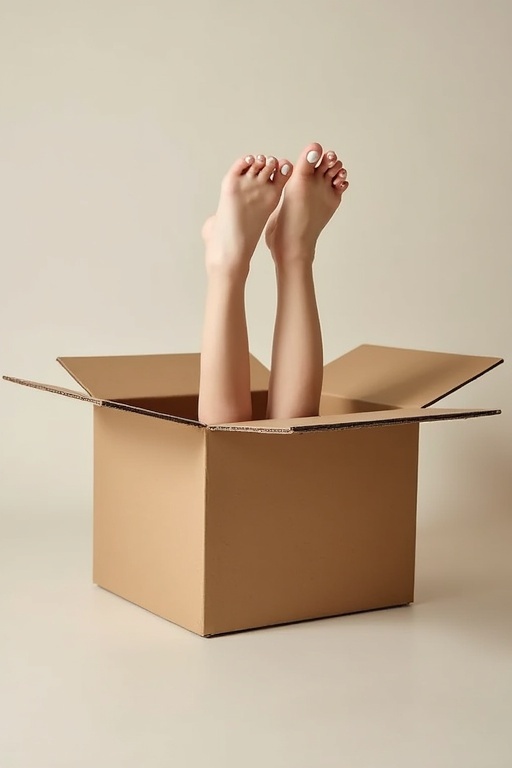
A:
1 375 207 427
2 376 103 405
209 407 502 433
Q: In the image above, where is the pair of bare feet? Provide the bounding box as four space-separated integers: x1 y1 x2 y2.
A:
198 142 348 425
202 141 349 276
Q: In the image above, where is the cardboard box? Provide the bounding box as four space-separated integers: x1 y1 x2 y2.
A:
3 344 503 636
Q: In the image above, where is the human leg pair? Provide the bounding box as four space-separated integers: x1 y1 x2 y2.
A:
198 142 348 425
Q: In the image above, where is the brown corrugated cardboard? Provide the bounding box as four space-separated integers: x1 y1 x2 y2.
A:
323 344 502 407
93 407 206 635
57 352 269 400
203 424 419 635
3 344 503 636
211 406 499 432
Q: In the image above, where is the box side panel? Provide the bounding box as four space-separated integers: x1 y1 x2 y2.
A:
204 424 419 635
93 407 205 635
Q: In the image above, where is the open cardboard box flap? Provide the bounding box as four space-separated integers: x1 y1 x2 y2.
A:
212 406 500 433
2 375 499 431
4 344 502 432
56 352 270 400
56 344 503 405
2 375 205 426
2 376 102 405
323 344 503 407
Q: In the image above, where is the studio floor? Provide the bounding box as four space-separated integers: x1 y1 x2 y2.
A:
1 506 511 768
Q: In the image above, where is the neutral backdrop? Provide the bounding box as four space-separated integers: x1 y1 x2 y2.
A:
1 1 511 767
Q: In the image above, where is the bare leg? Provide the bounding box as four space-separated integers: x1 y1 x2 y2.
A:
265 142 349 419
198 153 293 425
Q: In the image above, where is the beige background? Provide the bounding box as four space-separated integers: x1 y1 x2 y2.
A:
1 2 511 766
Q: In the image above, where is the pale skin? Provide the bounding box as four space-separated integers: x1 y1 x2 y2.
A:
198 142 349 425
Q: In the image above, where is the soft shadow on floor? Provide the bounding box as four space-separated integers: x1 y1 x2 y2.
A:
414 483 512 652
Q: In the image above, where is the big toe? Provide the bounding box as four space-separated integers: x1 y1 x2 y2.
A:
295 142 323 175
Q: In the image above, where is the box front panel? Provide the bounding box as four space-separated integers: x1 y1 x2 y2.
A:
93 407 205 634
205 424 419 635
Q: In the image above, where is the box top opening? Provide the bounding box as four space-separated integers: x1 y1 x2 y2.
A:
4 344 502 432
2 376 500 433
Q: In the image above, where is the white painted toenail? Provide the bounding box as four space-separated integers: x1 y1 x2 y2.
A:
327 152 336 160
245 155 254 164
281 164 291 176
267 156 276 166
257 155 265 162
306 150 320 164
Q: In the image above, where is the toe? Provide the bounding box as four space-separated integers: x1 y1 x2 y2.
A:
333 178 349 195
325 160 344 181
247 154 267 175
295 142 323 175
234 155 255 175
331 167 348 187
222 155 255 190
258 155 278 182
272 159 293 190
317 150 337 174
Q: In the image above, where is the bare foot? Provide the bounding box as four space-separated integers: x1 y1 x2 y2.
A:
202 153 293 278
265 142 349 264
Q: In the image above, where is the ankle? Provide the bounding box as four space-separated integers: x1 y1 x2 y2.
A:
272 247 316 273
206 262 249 287
205 249 250 283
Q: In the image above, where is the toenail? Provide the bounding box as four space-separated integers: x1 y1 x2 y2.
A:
340 168 347 175
327 152 336 160
281 163 291 176
306 150 320 164
245 155 254 164
257 154 265 162
267 156 276 166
